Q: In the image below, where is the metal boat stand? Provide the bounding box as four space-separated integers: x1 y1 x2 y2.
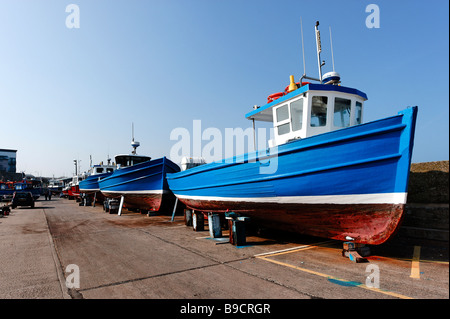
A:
208 213 222 238
192 210 205 231
183 209 250 246
184 209 193 226
341 241 371 263
225 212 250 246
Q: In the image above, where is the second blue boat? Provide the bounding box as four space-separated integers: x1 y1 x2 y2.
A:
98 141 180 212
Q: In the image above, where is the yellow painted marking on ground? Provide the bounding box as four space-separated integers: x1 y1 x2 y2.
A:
410 246 421 279
370 255 448 265
257 256 414 299
254 240 335 258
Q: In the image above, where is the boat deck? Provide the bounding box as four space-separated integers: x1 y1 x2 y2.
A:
0 197 448 303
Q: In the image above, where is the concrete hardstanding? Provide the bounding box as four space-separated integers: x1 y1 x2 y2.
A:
0 197 448 299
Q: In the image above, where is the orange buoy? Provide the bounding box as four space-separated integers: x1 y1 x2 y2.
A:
267 92 284 103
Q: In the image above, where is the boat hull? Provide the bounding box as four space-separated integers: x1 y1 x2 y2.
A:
167 107 418 245
99 157 180 211
79 172 113 194
79 172 114 202
68 185 80 199
180 197 405 244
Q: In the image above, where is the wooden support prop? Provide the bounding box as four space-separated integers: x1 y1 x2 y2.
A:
93 192 97 207
171 197 178 222
118 196 125 216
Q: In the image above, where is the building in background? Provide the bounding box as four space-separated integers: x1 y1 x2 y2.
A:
0 149 22 182
0 149 17 173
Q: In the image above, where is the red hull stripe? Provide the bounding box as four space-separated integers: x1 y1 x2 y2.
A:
178 198 405 245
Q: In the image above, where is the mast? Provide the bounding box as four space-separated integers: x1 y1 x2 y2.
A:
329 26 335 72
299 19 321 84
300 17 306 76
315 21 325 83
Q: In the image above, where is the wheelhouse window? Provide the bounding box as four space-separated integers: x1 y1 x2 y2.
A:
311 96 328 127
116 156 150 167
275 104 291 136
333 97 351 128
277 123 290 135
290 98 303 132
354 101 362 125
276 104 289 122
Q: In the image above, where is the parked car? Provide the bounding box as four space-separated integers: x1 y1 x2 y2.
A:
11 191 35 209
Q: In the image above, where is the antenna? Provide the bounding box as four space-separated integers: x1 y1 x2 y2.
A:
315 21 325 83
131 122 140 154
300 17 306 76
299 20 326 85
329 26 335 72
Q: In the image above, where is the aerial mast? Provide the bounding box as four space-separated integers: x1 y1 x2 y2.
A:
131 123 140 155
299 19 321 85
315 21 325 83
300 17 306 76
329 26 335 72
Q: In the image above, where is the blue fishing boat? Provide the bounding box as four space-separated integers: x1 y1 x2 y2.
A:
48 179 64 194
80 172 112 192
79 159 116 203
166 22 418 245
79 159 115 193
99 138 180 212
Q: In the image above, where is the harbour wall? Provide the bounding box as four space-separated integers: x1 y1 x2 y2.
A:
400 161 449 245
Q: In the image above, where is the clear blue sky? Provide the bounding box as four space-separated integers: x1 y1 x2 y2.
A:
1 0 448 177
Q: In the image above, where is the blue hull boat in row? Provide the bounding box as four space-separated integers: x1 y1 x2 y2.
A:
166 22 418 245
79 171 113 194
167 105 417 244
97 139 180 212
79 161 115 203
